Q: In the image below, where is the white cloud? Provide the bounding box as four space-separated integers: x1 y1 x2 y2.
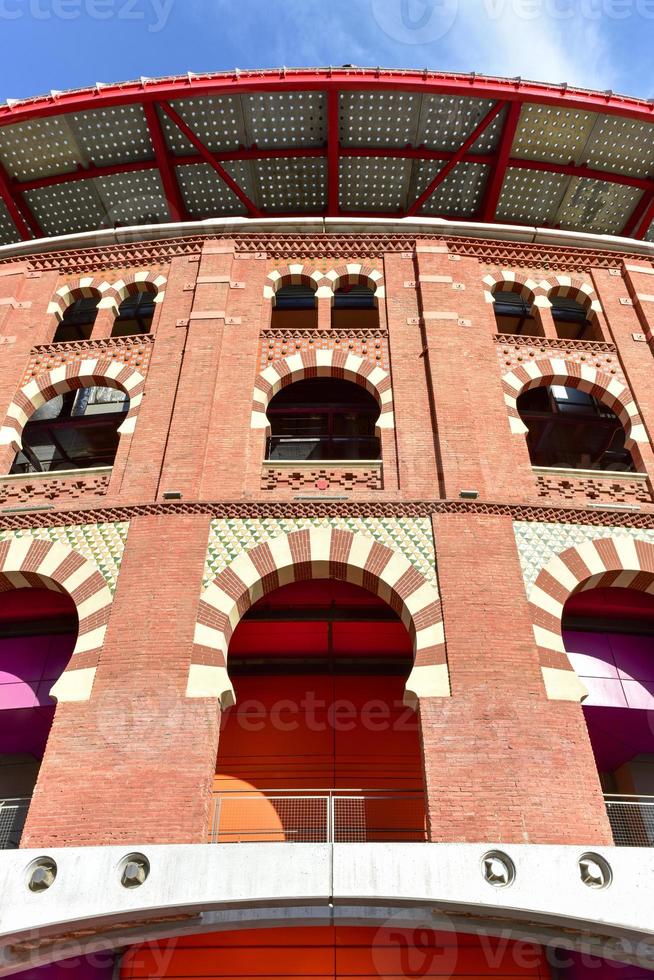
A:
442 0 617 90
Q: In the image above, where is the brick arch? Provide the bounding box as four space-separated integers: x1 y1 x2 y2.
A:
326 263 385 304
482 270 544 306
541 275 602 317
0 533 114 702
111 271 167 306
501 356 647 450
47 277 116 321
0 358 146 453
250 351 394 429
263 264 331 303
188 527 449 709
529 535 654 702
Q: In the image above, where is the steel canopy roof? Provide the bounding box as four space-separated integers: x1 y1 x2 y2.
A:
1 67 654 247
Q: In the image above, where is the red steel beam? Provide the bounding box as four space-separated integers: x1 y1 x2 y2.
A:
3 70 654 126
159 102 261 218
632 193 654 241
0 159 39 240
621 190 654 238
327 89 340 215
144 102 187 223
406 101 505 217
478 101 521 223
15 146 653 196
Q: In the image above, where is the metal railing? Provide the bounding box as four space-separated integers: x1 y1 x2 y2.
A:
209 789 426 844
0 798 30 849
605 794 654 847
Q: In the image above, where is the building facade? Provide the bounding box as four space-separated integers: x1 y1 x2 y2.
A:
0 69 653 979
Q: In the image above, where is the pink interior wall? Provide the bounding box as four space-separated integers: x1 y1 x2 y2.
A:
0 633 76 760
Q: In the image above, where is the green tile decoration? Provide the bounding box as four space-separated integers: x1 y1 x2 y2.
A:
0 522 130 594
204 517 437 589
513 520 654 595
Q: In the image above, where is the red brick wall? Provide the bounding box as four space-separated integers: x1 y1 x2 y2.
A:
21 514 220 847
3 232 651 848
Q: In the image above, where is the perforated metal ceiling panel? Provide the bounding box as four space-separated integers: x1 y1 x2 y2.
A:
555 177 642 234
94 169 169 227
0 200 19 246
416 161 489 216
582 115 654 178
162 96 244 155
340 91 421 147
340 157 411 212
496 167 570 225
418 96 503 152
69 105 153 167
255 157 326 211
0 69 653 243
0 116 83 181
25 181 108 237
512 103 597 164
177 163 246 217
243 91 326 148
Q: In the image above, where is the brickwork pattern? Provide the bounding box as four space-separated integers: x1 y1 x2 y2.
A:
251 350 394 428
523 530 654 687
264 262 385 302
47 272 167 319
0 523 127 676
0 232 651 853
193 524 445 692
0 471 111 507
23 336 154 385
259 330 388 372
483 270 602 316
261 465 383 492
0 358 146 451
202 516 437 588
495 334 618 366
501 356 646 447
534 471 652 506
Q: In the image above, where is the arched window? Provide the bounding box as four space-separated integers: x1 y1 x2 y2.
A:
10 386 129 474
0 586 78 848
517 385 634 471
551 295 601 341
271 284 317 329
266 378 381 462
213 578 425 843
562 586 654 845
111 290 156 337
331 284 379 329
53 297 99 343
493 291 541 337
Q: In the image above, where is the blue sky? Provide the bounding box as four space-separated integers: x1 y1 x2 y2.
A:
0 0 651 103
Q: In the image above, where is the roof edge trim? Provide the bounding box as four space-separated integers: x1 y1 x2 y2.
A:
0 216 653 263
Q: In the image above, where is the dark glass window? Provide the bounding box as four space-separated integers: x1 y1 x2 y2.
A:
111 291 155 337
266 378 381 461
274 285 316 310
551 296 599 340
493 291 540 336
333 285 375 309
517 385 634 471
10 387 129 474
53 297 99 343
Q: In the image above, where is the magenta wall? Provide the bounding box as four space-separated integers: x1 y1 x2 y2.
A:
0 633 75 760
9 954 115 980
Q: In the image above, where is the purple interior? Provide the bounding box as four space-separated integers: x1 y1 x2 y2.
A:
559 951 654 977
9 954 115 980
563 624 654 773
